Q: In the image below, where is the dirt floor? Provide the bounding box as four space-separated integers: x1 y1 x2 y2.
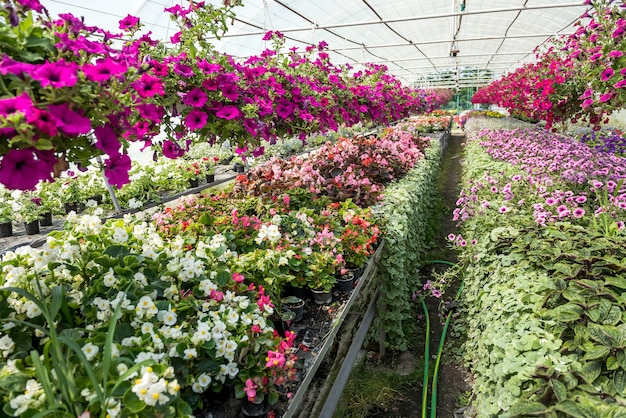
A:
357 129 473 418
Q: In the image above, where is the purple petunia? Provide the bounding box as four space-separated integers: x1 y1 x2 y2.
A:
31 60 78 88
119 14 140 30
216 105 241 120
183 88 208 108
82 58 127 83
104 153 131 188
94 124 121 157
162 140 186 159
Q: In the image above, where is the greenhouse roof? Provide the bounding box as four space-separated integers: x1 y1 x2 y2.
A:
43 0 590 88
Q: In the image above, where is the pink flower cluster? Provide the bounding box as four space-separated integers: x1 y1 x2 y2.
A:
233 122 429 206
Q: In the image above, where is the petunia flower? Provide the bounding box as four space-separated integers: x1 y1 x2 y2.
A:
182 88 208 108
0 148 51 190
119 14 140 30
31 60 78 88
0 92 33 116
94 124 121 157
216 105 241 120
104 153 131 188
162 140 186 159
184 109 208 130
601 68 615 82
82 58 127 83
47 104 91 136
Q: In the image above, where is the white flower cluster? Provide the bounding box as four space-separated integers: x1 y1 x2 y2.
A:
131 366 179 407
255 224 281 245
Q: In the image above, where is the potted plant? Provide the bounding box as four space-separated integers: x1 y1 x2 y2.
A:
16 193 45 235
0 200 13 237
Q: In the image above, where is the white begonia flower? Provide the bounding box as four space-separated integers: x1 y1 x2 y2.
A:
117 363 128 376
103 268 117 287
128 198 142 210
85 199 98 208
197 373 212 388
134 272 148 287
94 207 104 216
191 382 203 393
159 309 177 326
224 362 239 379
82 343 99 361
199 279 217 296
183 348 197 359
140 322 154 335
81 388 96 402
0 334 15 357
167 379 181 396
24 300 42 318
106 398 121 418
112 227 129 243
10 379 43 415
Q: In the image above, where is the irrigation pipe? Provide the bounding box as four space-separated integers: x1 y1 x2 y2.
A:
423 259 462 418
421 298 430 418
318 287 380 418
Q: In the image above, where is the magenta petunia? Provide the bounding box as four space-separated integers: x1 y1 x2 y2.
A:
132 73 165 98
0 55 34 76
252 146 264 158
184 109 208 130
183 88 208 108
0 148 51 190
220 84 239 101
104 153 131 188
47 104 91 136
198 60 222 74
573 208 585 218
16 0 44 12
27 109 57 137
119 14 140 30
601 68 615 82
0 92 33 116
136 103 164 122
173 62 194 77
170 32 182 44
94 124 121 157
31 60 78 88
615 79 626 89
275 100 294 118
82 58 127 82
162 140 186 159
216 105 241 120
599 93 613 103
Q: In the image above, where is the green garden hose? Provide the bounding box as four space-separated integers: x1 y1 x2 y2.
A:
422 260 462 418
421 298 430 418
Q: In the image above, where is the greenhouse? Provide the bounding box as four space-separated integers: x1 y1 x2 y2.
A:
0 0 625 417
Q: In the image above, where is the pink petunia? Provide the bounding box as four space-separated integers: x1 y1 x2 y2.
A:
119 14 140 30
183 88 208 108
94 124 121 157
184 109 208 130
601 68 615 82
216 105 241 120
47 104 91 135
104 153 131 188
0 148 52 190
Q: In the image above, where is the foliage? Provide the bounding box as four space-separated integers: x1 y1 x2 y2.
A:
371 137 443 351
454 125 626 416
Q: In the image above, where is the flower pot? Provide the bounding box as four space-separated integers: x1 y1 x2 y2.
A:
64 202 84 214
284 284 310 300
282 296 305 322
233 163 245 173
0 222 12 238
39 212 52 227
335 276 354 292
87 194 103 204
189 178 199 188
241 399 268 417
205 173 215 183
312 289 332 305
24 221 40 235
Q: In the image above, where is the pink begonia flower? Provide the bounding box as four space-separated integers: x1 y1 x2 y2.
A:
47 104 91 136
104 153 131 188
244 379 257 400
0 148 51 190
266 350 286 368
232 272 245 283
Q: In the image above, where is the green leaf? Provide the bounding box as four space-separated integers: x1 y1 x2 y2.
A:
614 369 626 396
501 400 547 417
123 389 145 413
50 286 63 320
587 299 612 323
0 373 28 392
578 360 602 384
550 379 567 402
104 245 130 259
582 345 610 361
587 323 623 348
544 303 583 322
607 355 620 371
605 276 626 290
554 401 586 418
617 350 626 371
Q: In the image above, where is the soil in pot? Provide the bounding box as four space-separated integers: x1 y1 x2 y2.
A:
334 276 354 292
311 289 332 305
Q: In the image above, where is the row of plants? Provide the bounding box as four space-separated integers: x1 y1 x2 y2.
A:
0 131 343 234
0 118 445 416
448 116 626 416
0 1 453 193
472 0 626 130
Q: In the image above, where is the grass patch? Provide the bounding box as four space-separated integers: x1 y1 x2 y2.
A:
334 361 423 418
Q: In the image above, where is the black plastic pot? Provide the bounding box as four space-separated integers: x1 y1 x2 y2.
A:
0 222 12 238
189 178 200 188
206 173 215 183
24 221 40 235
39 212 52 226
241 399 268 417
312 289 332 305
335 276 354 292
